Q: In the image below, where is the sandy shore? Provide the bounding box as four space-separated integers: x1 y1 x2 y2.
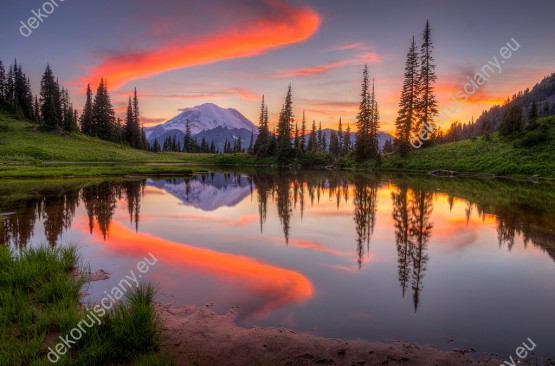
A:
158 303 502 366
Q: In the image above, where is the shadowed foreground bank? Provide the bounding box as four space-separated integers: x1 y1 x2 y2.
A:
158 304 502 366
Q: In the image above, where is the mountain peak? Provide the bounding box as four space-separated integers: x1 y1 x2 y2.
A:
145 103 255 139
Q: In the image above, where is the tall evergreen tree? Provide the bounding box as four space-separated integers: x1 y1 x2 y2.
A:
9 62 35 119
5 65 14 108
123 89 142 148
355 64 372 160
276 85 294 162
40 64 61 130
499 103 523 138
317 121 323 151
140 127 147 150
293 122 300 157
91 78 116 141
369 78 380 157
253 95 270 157
33 95 40 122
308 119 317 152
337 117 344 156
300 111 307 153
416 20 439 144
80 84 94 135
527 99 538 131
329 130 340 157
382 138 394 153
248 128 254 154
133 88 144 149
124 96 134 145
183 119 192 152
0 59 5 106
343 123 351 154
395 37 420 156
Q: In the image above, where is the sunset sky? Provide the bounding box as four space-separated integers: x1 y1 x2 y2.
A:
2 0 554 134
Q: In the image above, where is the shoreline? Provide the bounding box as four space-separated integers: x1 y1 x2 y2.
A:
0 161 554 181
157 303 502 366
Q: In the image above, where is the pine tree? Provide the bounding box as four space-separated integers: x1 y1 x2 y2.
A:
317 121 323 150
482 119 492 141
124 96 134 145
253 95 270 157
153 139 160 152
343 123 351 154
329 130 340 157
527 100 538 131
92 78 116 141
133 88 143 149
234 136 242 153
13 61 34 119
395 37 420 157
6 65 14 108
115 117 123 141
248 128 254 154
33 96 40 123
369 78 380 157
308 119 317 152
382 138 394 153
416 20 439 144
355 64 372 160
337 117 344 156
80 84 94 135
0 59 5 106
499 103 523 138
293 122 300 157
276 85 294 162
40 64 61 130
60 87 76 132
300 111 307 153
183 119 192 153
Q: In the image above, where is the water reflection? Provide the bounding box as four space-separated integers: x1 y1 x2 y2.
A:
0 180 144 246
1 172 555 313
391 184 433 311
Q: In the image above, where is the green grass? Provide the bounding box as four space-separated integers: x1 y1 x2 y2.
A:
0 245 174 365
0 110 272 166
1 109 554 178
375 117 555 178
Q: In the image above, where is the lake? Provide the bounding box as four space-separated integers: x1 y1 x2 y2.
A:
1 169 554 359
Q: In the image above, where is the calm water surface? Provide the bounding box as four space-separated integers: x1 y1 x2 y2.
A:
1 170 554 358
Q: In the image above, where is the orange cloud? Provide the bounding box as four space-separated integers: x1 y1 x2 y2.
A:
76 0 320 90
84 220 314 318
325 42 371 52
274 52 382 79
276 60 354 78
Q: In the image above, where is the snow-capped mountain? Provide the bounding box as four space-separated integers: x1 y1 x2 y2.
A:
145 103 256 145
146 174 252 211
145 102 395 152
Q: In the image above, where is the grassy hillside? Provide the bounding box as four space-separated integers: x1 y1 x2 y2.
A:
377 116 555 178
0 111 176 162
1 110 554 178
0 111 273 177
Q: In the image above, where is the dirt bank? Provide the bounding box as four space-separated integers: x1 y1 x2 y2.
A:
158 303 501 366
